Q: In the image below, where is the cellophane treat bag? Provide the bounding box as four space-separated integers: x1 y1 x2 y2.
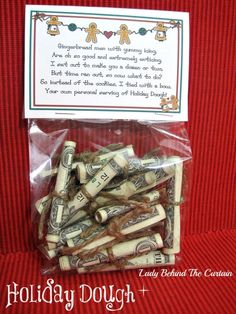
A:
28 119 191 275
25 5 191 275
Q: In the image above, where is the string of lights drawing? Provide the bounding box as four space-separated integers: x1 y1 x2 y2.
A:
33 13 181 44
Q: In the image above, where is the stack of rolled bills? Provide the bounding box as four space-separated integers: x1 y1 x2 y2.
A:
36 142 183 274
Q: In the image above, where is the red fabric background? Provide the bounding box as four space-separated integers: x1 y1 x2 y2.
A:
0 0 235 313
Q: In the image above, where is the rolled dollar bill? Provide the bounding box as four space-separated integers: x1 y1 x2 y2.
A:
95 204 132 223
162 159 182 254
39 145 134 179
102 176 127 190
67 154 128 215
77 156 161 184
67 191 89 216
67 225 105 247
39 161 80 179
47 249 58 259
126 250 175 266
77 161 102 184
76 251 175 273
94 191 161 225
94 171 157 207
108 233 163 259
166 158 183 203
46 141 76 243
47 242 57 250
96 145 134 162
60 233 163 270
139 157 178 193
128 157 161 174
46 197 69 243
139 190 161 202
36 194 52 239
59 218 94 244
45 245 64 259
54 141 76 196
72 204 166 255
35 194 52 214
40 167 59 178
162 205 180 254
94 159 174 207
62 210 89 228
84 154 127 197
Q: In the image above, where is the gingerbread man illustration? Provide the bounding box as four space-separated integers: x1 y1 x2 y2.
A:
117 24 132 45
160 98 170 112
85 22 100 43
170 95 178 110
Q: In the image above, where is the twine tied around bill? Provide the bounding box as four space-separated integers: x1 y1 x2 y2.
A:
75 143 125 164
61 201 154 257
77 226 159 272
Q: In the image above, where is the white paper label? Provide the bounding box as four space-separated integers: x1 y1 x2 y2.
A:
25 5 189 120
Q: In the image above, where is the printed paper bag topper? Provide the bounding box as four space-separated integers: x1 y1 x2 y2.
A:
47 16 62 36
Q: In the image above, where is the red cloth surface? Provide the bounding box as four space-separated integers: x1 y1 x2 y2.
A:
0 0 235 313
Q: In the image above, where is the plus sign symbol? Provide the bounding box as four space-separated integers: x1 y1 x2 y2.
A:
137 285 150 297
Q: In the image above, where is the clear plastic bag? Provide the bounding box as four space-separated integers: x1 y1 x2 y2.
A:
28 119 192 275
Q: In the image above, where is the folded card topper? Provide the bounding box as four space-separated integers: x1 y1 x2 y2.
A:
25 5 189 120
